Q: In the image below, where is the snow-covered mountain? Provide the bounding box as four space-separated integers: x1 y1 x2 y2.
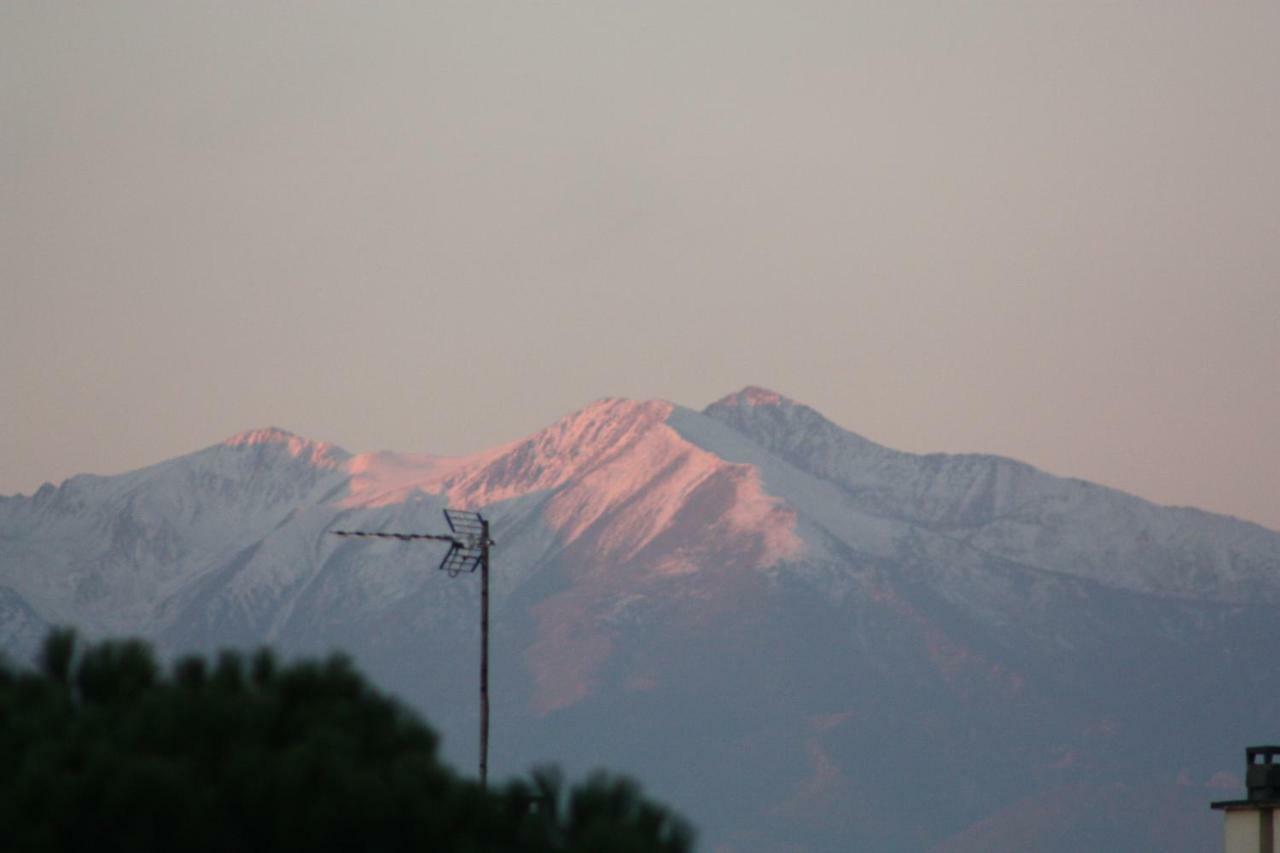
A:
3 388 1277 852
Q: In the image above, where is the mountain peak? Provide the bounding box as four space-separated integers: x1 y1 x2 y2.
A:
710 386 798 409
440 397 674 507
703 386 887 467
224 426 303 447
221 427 347 467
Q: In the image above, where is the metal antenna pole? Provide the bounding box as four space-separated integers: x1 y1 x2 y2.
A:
331 508 493 788
479 517 490 789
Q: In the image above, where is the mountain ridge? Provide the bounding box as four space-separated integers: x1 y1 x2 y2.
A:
2 386 1276 852
8 386 1274 534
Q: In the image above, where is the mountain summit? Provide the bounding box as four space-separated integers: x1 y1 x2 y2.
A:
220 426 351 473
709 385 798 408
2 389 1277 852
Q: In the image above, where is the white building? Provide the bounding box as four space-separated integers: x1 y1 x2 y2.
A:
1212 746 1280 853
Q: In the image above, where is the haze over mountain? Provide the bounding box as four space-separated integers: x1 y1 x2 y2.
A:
3 388 1276 852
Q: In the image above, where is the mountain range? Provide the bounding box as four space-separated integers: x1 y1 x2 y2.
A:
3 387 1277 851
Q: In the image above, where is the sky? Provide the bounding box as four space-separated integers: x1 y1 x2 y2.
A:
2 2 1277 530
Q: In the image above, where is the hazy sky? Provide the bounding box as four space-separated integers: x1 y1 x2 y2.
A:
3 2 1277 530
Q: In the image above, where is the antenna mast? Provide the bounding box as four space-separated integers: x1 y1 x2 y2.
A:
332 508 494 788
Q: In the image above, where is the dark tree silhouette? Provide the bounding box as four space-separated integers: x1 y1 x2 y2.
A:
0 629 694 853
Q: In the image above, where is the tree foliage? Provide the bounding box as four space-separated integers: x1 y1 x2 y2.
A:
0 629 694 853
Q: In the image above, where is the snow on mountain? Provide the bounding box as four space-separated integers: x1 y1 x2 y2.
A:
0 427 350 637
2 388 1278 852
0 585 46 662
702 386 1280 602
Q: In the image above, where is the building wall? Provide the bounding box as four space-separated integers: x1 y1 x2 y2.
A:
1224 809 1278 853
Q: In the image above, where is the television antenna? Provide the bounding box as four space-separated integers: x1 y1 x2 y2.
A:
331 508 494 787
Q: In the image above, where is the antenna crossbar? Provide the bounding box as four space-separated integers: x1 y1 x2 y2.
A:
331 530 457 543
